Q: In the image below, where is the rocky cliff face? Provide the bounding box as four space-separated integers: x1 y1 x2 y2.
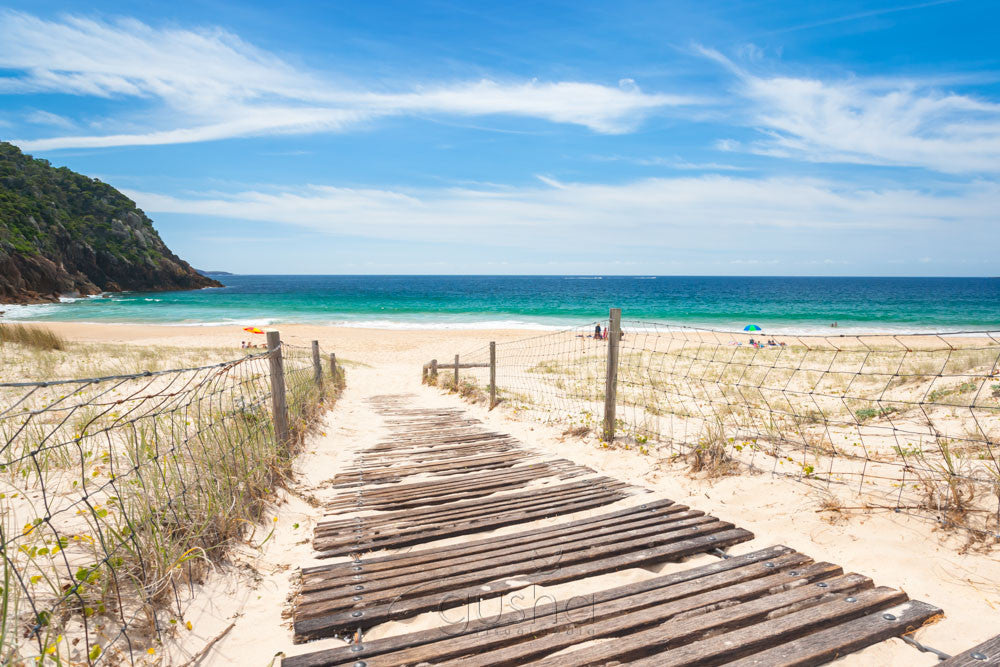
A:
0 142 221 304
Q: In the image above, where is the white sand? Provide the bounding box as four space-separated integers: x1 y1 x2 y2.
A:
34 323 1000 665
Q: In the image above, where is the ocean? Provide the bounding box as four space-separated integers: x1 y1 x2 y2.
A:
3 275 999 334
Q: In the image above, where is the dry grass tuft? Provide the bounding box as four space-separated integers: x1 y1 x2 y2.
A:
0 322 66 351
685 419 737 477
816 493 850 525
440 375 488 404
913 442 980 536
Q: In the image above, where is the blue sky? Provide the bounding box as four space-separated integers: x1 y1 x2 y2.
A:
1 0 998 275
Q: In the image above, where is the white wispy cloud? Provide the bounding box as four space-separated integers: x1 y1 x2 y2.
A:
24 109 76 129
760 0 960 37
123 175 1000 245
0 11 693 149
590 154 747 170
700 46 1000 173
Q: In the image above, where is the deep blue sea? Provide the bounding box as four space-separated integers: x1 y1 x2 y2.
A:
3 275 999 334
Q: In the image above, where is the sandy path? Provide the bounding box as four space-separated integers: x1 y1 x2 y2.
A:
26 323 1000 664
166 365 992 665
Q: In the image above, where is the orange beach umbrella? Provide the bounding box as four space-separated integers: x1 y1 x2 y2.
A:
243 326 265 334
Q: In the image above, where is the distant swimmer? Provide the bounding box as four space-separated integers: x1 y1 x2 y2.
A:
831 322 839 328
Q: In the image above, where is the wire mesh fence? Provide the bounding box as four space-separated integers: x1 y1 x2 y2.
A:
428 323 608 430
427 317 1000 543
1 337 333 664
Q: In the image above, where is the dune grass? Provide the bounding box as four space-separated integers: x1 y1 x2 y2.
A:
0 340 337 663
0 323 66 351
437 329 1000 541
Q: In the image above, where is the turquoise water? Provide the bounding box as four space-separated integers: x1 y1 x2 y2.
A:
3 275 999 334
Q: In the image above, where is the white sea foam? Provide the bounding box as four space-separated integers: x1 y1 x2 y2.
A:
1 299 994 336
0 303 64 319
330 319 565 331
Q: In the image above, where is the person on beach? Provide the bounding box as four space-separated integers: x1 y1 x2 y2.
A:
594 324 602 339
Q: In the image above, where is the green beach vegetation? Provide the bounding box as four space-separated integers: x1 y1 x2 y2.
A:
0 142 218 304
0 335 339 663
0 322 66 351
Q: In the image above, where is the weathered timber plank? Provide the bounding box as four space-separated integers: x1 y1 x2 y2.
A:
316 486 628 546
324 462 588 503
350 442 522 463
323 475 621 520
369 426 485 442
313 493 621 558
282 546 796 667
372 425 495 440
328 462 580 497
551 585 905 667
328 458 533 486
331 453 530 477
300 512 717 606
369 429 509 443
942 634 1000 666
357 436 520 455
312 487 632 556
313 496 633 558
382 558 837 667
302 503 689 589
429 362 491 369
353 460 584 489
293 526 753 641
303 508 705 594
301 498 677 576
323 467 586 511
368 433 508 449
316 483 628 538
328 451 530 482
726 599 944 667
317 478 626 531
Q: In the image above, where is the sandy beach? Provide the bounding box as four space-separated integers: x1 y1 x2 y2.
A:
6 321 994 665
4 0 998 662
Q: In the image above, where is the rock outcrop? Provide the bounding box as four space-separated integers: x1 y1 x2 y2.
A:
0 142 221 304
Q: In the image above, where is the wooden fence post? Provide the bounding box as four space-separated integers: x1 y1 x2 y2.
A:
329 353 337 382
267 331 291 447
489 341 497 409
602 308 622 442
430 359 438 381
454 354 460 387
312 340 323 389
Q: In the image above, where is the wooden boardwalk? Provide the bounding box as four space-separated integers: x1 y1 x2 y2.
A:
285 395 942 666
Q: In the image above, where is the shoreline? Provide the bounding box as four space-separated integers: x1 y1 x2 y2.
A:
4 315 1000 337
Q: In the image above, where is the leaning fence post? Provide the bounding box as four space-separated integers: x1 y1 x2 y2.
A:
267 330 291 447
430 358 438 381
602 308 622 442
489 341 497 409
312 340 323 389
454 354 460 387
